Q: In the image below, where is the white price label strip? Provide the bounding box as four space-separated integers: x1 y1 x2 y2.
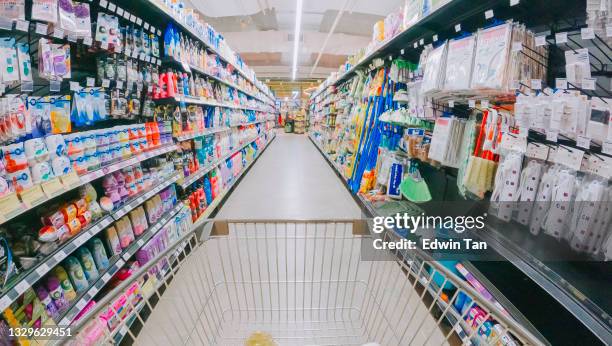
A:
454 24 461 32
0 296 12 312
485 9 494 19
102 273 112 283
54 251 67 262
76 299 87 310
36 262 51 276
35 23 48 35
15 280 30 294
582 78 596 90
603 140 612 155
581 27 594 40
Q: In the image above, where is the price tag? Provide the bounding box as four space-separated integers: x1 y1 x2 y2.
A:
53 250 67 263
448 100 454 108
116 7 124 16
157 29 162 36
0 295 12 312
83 36 93 46
511 42 522 52
432 34 438 42
33 263 51 278
534 35 547 46
607 26 612 37
582 78 596 90
67 34 77 42
576 135 591 149
74 234 87 247
413 42 418 48
581 27 595 40
15 280 29 295
99 0 108 8
116 80 124 89
100 41 109 50
510 0 519 5
16 19 29 32
546 130 558 142
468 100 476 108
419 38 424 45
555 32 568 44
85 77 95 87
69 81 80 91
531 79 542 90
136 18 143 25
60 171 81 189
76 299 87 310
485 9 494 19
53 28 65 39
555 78 567 90
481 100 489 108
130 14 136 23
124 48 131 57
41 177 64 198
108 3 116 11
35 23 48 35
0 193 22 219
144 22 150 30
100 79 110 88
19 185 46 208
454 24 461 32
137 239 144 247
122 251 131 260
603 140 612 155
102 273 112 283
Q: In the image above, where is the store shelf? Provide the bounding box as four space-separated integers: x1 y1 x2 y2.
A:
174 119 271 142
57 203 185 325
163 57 273 106
138 0 274 101
191 132 276 229
179 134 266 189
477 220 612 342
0 172 181 313
327 0 583 88
307 132 547 344
154 95 271 112
0 144 177 226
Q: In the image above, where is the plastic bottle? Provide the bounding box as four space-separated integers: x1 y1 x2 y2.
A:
36 285 60 319
46 276 70 311
51 266 77 301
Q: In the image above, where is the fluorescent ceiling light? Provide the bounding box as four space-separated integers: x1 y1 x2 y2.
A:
291 0 303 81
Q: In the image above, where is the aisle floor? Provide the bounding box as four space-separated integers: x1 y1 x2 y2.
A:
216 131 362 220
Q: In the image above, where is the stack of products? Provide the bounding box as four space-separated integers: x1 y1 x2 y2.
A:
0 0 277 341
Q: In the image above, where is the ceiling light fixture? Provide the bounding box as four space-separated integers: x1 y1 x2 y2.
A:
291 0 303 81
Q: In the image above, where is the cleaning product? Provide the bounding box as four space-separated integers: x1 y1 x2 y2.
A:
88 238 109 271
76 247 99 283
45 276 70 311
51 265 77 301
64 256 89 292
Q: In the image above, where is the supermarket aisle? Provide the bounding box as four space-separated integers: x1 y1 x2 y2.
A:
216 131 362 219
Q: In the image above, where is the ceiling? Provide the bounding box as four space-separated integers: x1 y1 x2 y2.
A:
186 0 404 80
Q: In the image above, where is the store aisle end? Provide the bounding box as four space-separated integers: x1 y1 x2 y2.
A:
216 131 363 220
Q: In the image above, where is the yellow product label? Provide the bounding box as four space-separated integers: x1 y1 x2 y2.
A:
0 192 22 220
41 177 64 198
60 171 81 189
19 185 46 208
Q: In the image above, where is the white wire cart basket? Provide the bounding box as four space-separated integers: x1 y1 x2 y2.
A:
67 220 544 346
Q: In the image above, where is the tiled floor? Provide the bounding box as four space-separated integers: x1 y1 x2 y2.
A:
216 131 363 220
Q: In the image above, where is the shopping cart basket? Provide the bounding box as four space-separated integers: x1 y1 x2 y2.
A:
66 220 544 346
